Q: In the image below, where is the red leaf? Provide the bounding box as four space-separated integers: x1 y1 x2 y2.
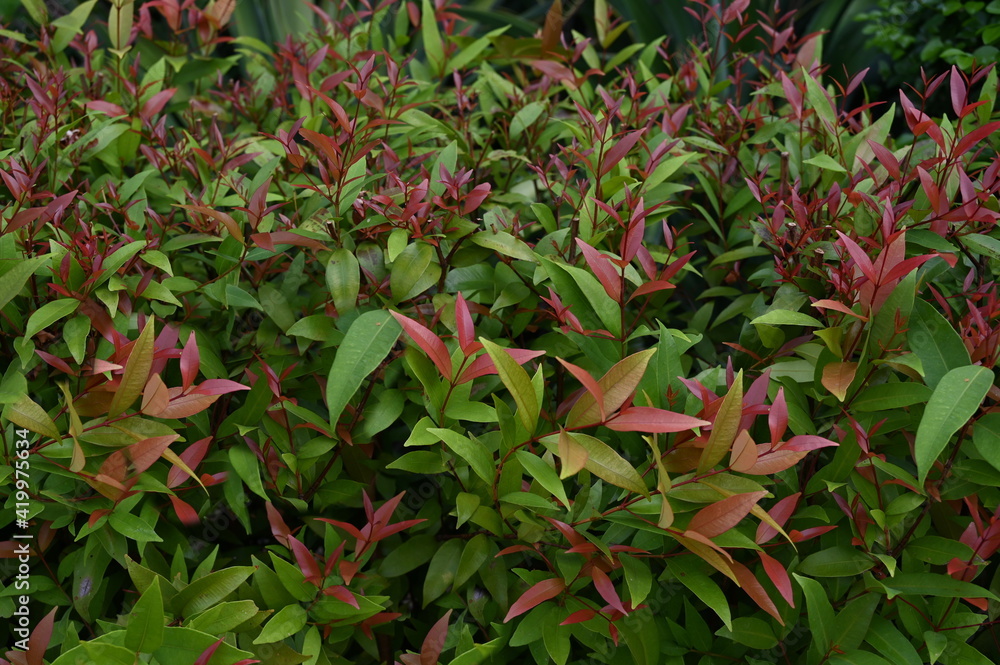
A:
575 239 622 302
744 446 807 474
768 388 788 446
591 567 626 615
756 493 800 544
85 100 128 117
455 293 475 354
189 379 252 396
167 437 212 488
560 608 597 625
496 544 535 557
266 502 292 547
835 231 876 283
605 406 710 433
782 435 839 452
140 88 177 122
420 610 452 665
288 535 323 585
26 607 56 665
627 280 675 302
687 491 767 538
193 638 225 665
323 584 360 608
811 299 867 320
157 393 219 419
867 139 900 180
598 129 644 177
955 124 1000 157
732 560 783 624
249 231 326 250
390 311 453 380
758 550 794 607
315 518 365 540
556 358 606 422
950 65 967 118
457 348 545 384
169 495 200 526
503 578 566 622
543 517 586 546
180 331 199 391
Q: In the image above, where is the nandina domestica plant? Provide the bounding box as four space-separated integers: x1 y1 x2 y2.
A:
3 0 1000 664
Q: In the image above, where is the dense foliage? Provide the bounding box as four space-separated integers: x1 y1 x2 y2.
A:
5 1 1000 664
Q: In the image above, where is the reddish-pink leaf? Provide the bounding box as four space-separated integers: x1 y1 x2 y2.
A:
249 231 326 250
782 435 839 452
867 139 900 180
455 293 475 354
627 280 676 302
821 361 857 402
756 493 801 544
177 204 243 244
457 348 545 384
599 129 644 177
140 88 177 122
606 406 710 433
315 517 365 540
811 299 867 320
157 393 219 419
188 379 251 396
835 231 876 283
544 517 587 546
266 502 292 547
688 491 767 538
768 388 788 446
621 207 645 263
169 495 200 526
85 100 128 117
288 535 323 585
503 578 566 622
496 544 535 557
180 331 199 392
591 567 627 615
729 430 758 472
881 255 933 285
556 358 606 421
323 584 360 608
391 311 453 380
758 550 794 607
576 239 622 302
950 66 967 118
732 560 783 624
26 607 56 665
167 436 212 488
954 121 1000 157
193 638 225 665
420 610 452 665
561 608 597 625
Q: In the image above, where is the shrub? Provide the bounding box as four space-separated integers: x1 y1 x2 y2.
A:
3 1 1000 664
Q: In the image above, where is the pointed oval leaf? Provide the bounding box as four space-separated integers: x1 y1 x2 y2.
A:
109 319 156 417
481 339 538 435
698 372 743 473
567 348 655 427
606 406 709 433
327 310 402 431
563 432 647 496
687 491 767 537
326 248 360 313
504 578 566 622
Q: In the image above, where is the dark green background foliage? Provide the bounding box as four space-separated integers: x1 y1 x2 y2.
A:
5 1 1000 665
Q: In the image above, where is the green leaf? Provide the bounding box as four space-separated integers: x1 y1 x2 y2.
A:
326 248 360 313
186 600 259 634
432 428 495 485
516 449 569 508
972 412 1000 473
797 546 874 577
827 651 893 665
421 0 445 73
906 536 975 565
619 554 652 606
50 643 136 665
229 445 268 500
960 233 1000 261
853 383 931 412
481 339 539 435
717 617 777 649
864 615 922 665
804 153 847 172
25 298 80 339
254 604 307 644
0 255 49 311
455 534 490 588
750 309 824 327
907 298 971 389
109 512 163 543
509 101 546 140
390 241 440 302
880 572 999 600
914 365 992 485
3 394 60 440
171 566 255 617
326 310 402 430
831 594 880 653
555 432 647 496
153 626 255 665
668 558 732 631
51 0 97 52
794 573 834 656
424 538 463 606
108 319 155 417
541 258 622 338
125 577 164 653
471 230 539 263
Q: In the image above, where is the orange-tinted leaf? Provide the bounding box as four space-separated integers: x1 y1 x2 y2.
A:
540 0 563 53
266 502 292 547
821 361 857 402
141 373 170 415
732 560 783 624
26 607 56 665
729 430 758 472
391 311 453 380
697 371 743 473
811 299 867 321
561 608 597 625
157 393 219 419
557 428 588 478
758 550 794 607
504 578 566 622
674 532 736 582
557 358 605 421
128 434 179 474
567 348 655 427
109 319 155 417
688 491 767 537
420 610 452 665
169 495 201 526
606 406 710 433
745 446 808 474
177 204 244 245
